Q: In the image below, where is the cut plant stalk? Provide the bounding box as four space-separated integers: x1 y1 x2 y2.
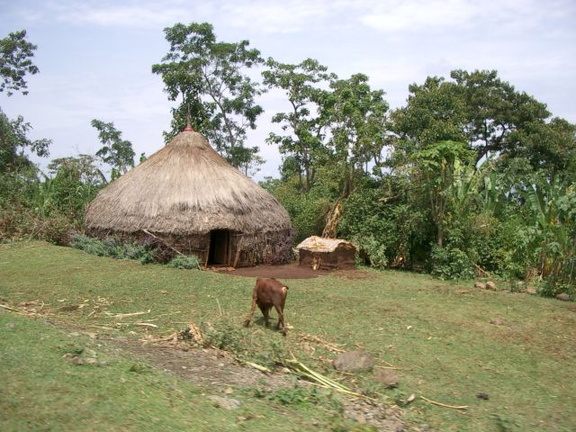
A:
285 359 375 400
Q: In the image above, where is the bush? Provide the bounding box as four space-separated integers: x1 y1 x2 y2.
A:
70 234 155 263
339 186 427 269
261 175 335 242
351 235 390 269
35 213 75 245
538 279 575 298
202 321 247 353
70 234 111 256
0 204 77 245
430 245 475 280
0 204 33 243
166 254 200 270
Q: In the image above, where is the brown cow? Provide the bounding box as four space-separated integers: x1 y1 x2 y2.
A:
243 278 289 335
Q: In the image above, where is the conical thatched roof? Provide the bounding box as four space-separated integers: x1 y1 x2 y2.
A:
84 128 292 235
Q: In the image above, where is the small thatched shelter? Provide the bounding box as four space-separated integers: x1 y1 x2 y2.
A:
84 127 295 267
296 236 357 270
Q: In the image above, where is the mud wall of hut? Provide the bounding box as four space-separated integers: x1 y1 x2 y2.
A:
231 229 295 267
299 247 356 270
85 228 295 268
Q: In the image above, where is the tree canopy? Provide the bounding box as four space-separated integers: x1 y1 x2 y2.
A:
91 119 135 181
0 30 39 96
0 30 50 175
263 58 336 190
152 22 265 173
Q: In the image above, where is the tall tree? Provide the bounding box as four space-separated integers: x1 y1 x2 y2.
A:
91 119 135 181
262 58 336 191
0 30 39 96
390 76 466 166
391 69 565 173
320 73 390 197
48 155 107 186
507 117 576 182
0 110 50 173
152 22 265 172
450 69 550 163
0 30 50 174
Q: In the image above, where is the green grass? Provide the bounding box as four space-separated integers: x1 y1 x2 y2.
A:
1 311 223 431
0 311 348 432
1 241 576 431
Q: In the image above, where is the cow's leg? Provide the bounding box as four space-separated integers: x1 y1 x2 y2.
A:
277 286 288 334
273 304 286 334
243 294 258 327
260 304 271 327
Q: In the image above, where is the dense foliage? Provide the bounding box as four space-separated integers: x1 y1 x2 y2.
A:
2 25 575 296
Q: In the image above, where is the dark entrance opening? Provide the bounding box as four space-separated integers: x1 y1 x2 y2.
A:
208 230 230 266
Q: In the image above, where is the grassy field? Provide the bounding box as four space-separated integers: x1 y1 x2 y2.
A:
1 241 575 431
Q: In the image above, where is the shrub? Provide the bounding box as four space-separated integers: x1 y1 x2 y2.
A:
0 204 33 243
202 321 246 353
0 204 76 245
35 213 75 245
351 235 390 269
166 254 200 270
256 386 328 407
339 186 427 269
538 279 575 298
70 234 155 263
430 245 475 280
262 176 335 242
70 234 111 256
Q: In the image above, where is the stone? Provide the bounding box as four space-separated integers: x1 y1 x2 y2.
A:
208 396 241 410
333 350 374 373
485 281 497 290
375 370 399 389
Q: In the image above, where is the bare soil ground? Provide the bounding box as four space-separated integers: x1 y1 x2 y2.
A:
108 336 414 431
211 262 376 280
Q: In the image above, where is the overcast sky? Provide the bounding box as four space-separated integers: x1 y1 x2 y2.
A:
1 0 575 180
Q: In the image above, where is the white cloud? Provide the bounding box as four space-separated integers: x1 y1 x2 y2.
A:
359 0 482 33
221 0 332 33
40 0 190 29
37 0 334 32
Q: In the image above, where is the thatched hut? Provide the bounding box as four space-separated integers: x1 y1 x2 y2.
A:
84 127 295 267
296 236 357 270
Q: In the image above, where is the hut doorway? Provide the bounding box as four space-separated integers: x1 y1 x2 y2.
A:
208 229 231 266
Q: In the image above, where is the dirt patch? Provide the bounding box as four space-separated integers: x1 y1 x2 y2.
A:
107 336 418 431
210 262 375 280
110 338 292 392
211 263 330 279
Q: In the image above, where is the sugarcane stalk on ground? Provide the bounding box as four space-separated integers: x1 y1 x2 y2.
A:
284 358 375 400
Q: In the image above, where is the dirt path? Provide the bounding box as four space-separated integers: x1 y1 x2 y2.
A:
108 336 415 431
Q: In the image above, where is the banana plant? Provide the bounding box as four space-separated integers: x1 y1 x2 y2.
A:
524 178 575 285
